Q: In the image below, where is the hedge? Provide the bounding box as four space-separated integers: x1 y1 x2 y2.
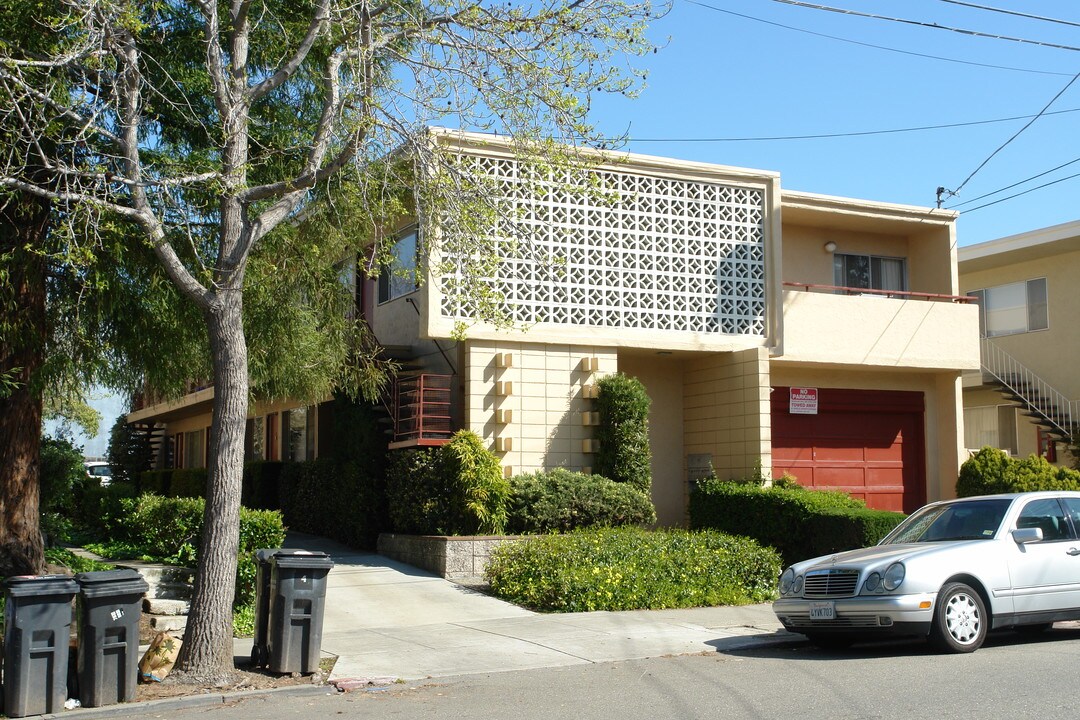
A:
506 468 656 533
595 373 652 493
485 526 781 612
689 478 905 565
279 458 388 549
957 447 1080 497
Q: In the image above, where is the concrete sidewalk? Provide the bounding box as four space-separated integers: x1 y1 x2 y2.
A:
280 532 796 683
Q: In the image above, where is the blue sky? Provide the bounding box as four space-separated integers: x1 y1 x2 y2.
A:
589 0 1079 246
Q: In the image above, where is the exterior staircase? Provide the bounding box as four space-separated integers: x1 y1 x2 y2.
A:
980 337 1078 443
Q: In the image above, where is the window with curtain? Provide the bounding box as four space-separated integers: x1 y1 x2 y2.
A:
833 253 907 292
968 278 1047 337
963 405 1016 454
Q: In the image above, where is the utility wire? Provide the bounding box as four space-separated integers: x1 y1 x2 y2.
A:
685 0 1071 76
770 0 1080 51
949 71 1080 198
959 172 1080 214
947 155 1080 208
937 1 1080 29
626 106 1080 143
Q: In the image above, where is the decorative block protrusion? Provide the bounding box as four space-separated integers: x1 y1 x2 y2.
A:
582 383 599 399
495 352 514 369
581 411 599 426
582 439 600 454
582 466 592 475
495 437 514 453
503 465 514 479
580 357 599 373
495 381 513 397
495 408 513 424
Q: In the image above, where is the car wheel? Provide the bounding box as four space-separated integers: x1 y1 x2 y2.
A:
805 634 854 650
930 582 986 653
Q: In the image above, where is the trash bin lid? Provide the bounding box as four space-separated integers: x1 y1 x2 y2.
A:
75 568 150 597
5 575 80 597
255 548 307 563
272 550 334 571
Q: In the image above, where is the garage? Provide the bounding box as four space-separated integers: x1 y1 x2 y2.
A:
770 388 925 513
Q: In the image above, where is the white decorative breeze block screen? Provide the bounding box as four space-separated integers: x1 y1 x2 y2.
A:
440 154 767 335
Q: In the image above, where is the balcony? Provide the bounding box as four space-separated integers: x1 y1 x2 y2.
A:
389 374 455 449
779 283 980 370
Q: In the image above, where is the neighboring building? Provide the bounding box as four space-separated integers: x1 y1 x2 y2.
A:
128 130 980 522
958 220 1080 465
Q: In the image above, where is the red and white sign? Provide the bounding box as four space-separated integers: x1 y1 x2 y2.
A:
789 387 818 415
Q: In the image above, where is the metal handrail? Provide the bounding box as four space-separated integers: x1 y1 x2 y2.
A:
783 282 976 303
393 374 453 442
980 337 1078 438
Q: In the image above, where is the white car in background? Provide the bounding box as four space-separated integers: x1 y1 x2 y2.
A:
84 461 112 486
773 492 1080 653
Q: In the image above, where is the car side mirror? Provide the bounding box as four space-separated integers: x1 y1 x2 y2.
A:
1012 527 1043 544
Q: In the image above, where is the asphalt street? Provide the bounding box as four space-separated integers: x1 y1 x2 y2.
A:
105 625 1080 720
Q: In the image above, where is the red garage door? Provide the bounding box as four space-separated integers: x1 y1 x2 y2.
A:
771 388 925 513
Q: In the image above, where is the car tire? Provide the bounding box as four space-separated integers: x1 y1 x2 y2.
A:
805 634 855 650
929 582 987 653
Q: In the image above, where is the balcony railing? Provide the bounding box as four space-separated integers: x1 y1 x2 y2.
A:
391 374 454 446
784 282 976 303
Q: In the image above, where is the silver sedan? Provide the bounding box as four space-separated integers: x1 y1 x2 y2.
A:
773 491 1080 652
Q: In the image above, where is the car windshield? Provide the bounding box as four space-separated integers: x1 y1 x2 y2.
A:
883 499 1012 544
87 465 111 477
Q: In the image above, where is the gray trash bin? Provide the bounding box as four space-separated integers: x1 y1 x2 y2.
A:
3 575 79 718
250 548 305 668
75 569 149 708
267 550 334 674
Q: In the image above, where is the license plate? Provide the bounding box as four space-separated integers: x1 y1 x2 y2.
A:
809 601 836 621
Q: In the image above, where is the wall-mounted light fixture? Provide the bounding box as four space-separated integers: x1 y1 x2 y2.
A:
824 241 837 253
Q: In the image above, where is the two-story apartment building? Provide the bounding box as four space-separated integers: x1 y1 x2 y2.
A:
128 130 980 523
959 220 1080 464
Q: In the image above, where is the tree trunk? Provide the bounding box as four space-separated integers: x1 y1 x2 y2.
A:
0 191 50 577
174 290 249 680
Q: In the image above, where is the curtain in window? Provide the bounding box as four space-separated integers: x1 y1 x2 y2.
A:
874 257 906 292
963 406 998 449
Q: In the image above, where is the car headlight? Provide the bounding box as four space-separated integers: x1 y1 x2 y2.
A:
792 574 804 594
779 568 795 595
864 571 882 593
883 562 905 591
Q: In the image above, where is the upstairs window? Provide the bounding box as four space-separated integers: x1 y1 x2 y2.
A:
378 227 418 303
968 278 1047 337
834 253 907 292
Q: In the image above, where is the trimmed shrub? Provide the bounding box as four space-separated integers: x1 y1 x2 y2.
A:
75 483 139 538
957 447 1080 497
170 468 207 498
485 527 781 612
279 458 388 549
595 373 652 493
385 431 510 536
106 416 153 486
139 469 172 496
689 478 905 565
243 461 286 510
506 469 656 533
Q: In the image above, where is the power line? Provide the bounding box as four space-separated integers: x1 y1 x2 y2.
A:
625 106 1080 143
684 0 1071 76
770 0 1080 51
937 1 1080 29
947 155 1080 208
946 71 1080 200
959 172 1080 214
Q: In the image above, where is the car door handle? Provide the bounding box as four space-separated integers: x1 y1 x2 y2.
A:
1068 548 1080 556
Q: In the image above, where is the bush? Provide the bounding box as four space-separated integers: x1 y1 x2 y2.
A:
39 434 91 541
170 468 207 498
485 527 781 612
595 373 652 493
244 461 286 510
75 482 139 538
385 431 510 535
96 493 285 608
957 447 1080 497
506 469 656 533
279 458 388 549
689 478 905 565
107 416 153 486
139 469 172 496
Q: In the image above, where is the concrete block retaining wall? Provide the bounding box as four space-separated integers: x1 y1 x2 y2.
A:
377 533 522 581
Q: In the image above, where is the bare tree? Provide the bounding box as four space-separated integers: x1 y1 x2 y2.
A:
0 0 660 679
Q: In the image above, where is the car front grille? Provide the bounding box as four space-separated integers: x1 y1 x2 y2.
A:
803 569 860 598
782 615 883 629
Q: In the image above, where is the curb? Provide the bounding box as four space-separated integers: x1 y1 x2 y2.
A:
40 683 338 719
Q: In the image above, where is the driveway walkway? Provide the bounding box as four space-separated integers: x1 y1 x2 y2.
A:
276 532 794 683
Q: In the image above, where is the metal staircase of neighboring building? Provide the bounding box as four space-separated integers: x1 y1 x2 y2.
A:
980 337 1078 443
